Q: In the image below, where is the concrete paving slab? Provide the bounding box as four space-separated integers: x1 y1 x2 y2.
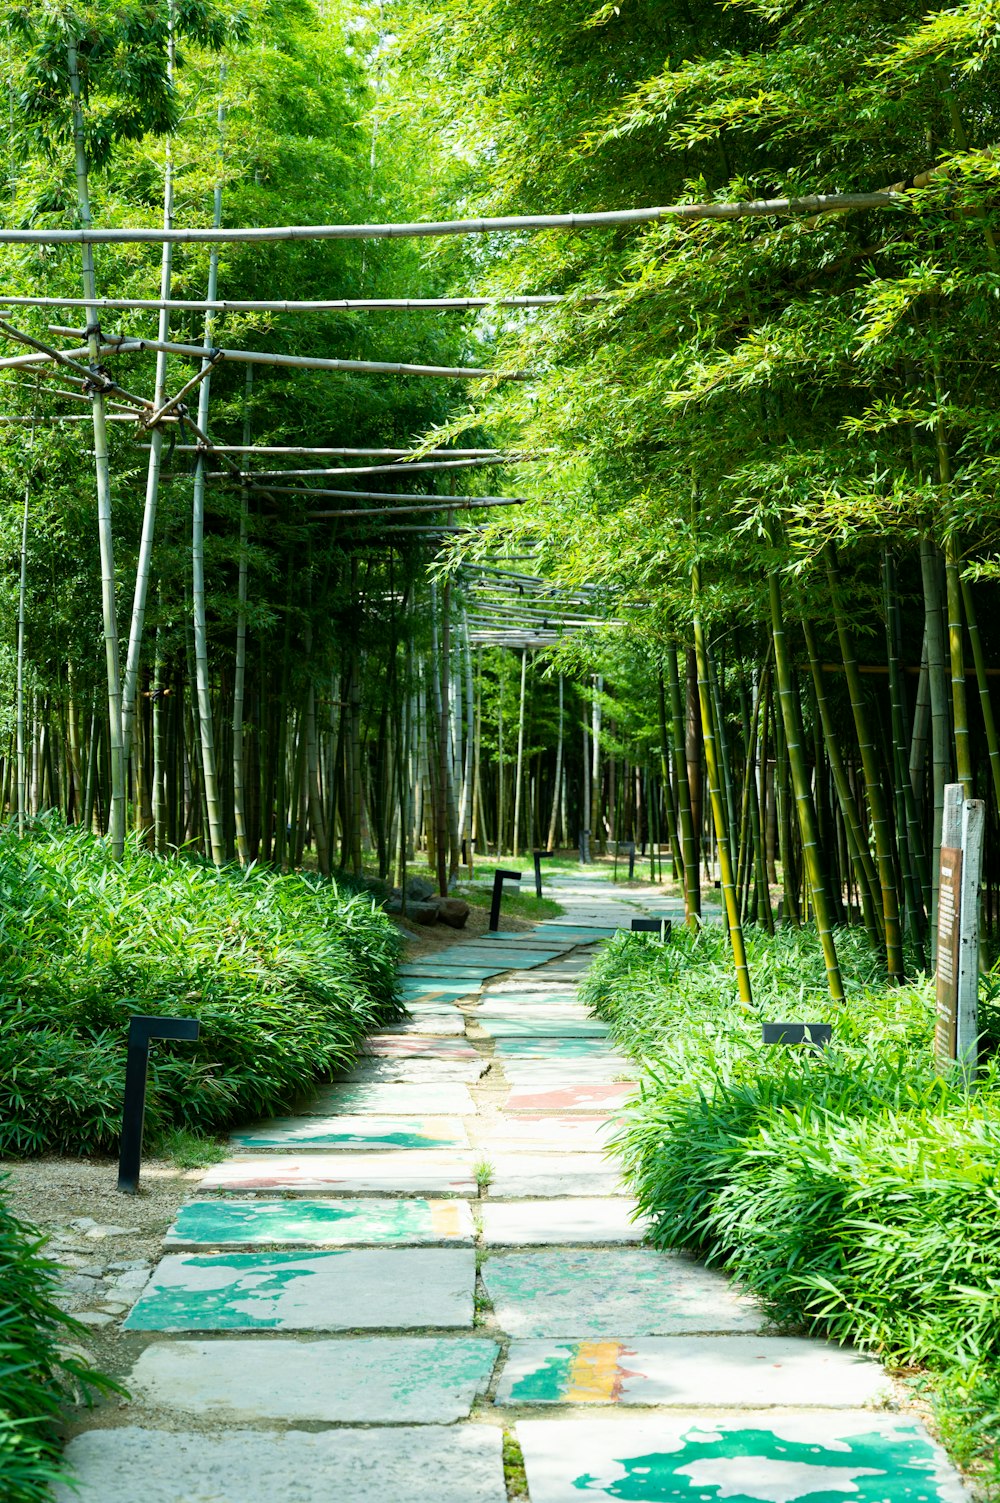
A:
479 1017 609 1038
516 1413 971 1501
489 1115 615 1151
55 1425 507 1503
482 1199 649 1247
166 1198 475 1248
505 1083 637 1112
367 1036 480 1059
230 1116 469 1152
501 1058 637 1085
338 1056 489 1083
488 1154 628 1198
399 981 482 999
497 1336 889 1407
198 1151 477 1196
131 1335 499 1422
307 1081 475 1115
399 964 503 979
124 1247 474 1330
376 1013 468 1036
482 1249 762 1336
494 1037 623 1059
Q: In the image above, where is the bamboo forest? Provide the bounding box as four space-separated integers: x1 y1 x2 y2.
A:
3 2 1000 1501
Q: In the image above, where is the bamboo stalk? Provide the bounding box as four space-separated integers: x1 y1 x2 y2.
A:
667 647 700 925
693 564 753 1003
769 564 844 1000
215 458 541 478
233 369 252 866
513 647 528 857
1 294 596 312
961 575 1000 819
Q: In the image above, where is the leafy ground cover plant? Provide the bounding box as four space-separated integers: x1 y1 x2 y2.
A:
0 820 403 1156
583 927 1000 1487
0 1182 115 1502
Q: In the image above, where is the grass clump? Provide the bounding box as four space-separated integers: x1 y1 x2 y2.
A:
0 1182 115 1502
0 820 403 1156
583 926 1000 1485
457 880 562 922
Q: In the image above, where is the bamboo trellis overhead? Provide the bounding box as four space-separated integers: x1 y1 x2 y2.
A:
460 565 616 648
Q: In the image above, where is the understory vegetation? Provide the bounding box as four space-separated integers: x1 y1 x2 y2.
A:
0 819 403 1158
0 1190 114 1503
583 930 1000 1486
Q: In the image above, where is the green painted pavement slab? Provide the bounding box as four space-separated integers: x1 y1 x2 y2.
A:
166 1198 475 1248
478 1017 609 1038
131 1336 499 1422
399 981 482 1000
399 964 504 979
124 1247 474 1330
497 1336 887 1407
55 1426 507 1503
481 1249 761 1336
198 1150 477 1195
229 1115 469 1151
516 1413 970 1501
307 1081 475 1114
494 1037 627 1060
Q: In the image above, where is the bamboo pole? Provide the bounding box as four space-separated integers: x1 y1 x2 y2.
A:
693 564 753 1003
215 458 541 478
961 576 1000 819
67 39 126 858
920 539 951 957
1 294 597 312
768 564 844 1001
513 648 528 858
666 647 700 925
826 549 904 980
546 674 564 854
233 369 252 866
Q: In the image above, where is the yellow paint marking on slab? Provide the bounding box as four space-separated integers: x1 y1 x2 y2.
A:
430 1202 462 1238
564 1342 623 1402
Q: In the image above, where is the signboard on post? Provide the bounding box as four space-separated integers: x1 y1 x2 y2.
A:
935 783 984 1081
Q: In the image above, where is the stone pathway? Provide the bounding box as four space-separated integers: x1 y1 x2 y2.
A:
56 869 971 1502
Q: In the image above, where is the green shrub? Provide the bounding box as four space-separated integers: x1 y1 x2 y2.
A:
585 927 1000 1377
0 821 404 1155
0 1182 113 1502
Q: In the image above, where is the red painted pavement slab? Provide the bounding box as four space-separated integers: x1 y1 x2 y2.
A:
504 1083 637 1113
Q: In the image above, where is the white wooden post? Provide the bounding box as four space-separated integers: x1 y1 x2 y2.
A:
936 782 984 1082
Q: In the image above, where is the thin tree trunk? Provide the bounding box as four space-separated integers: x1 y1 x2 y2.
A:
546 674 564 853
513 648 528 857
233 368 252 865
667 647 700 925
962 575 1000 819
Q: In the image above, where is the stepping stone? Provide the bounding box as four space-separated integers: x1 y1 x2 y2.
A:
490 1115 615 1151
124 1247 474 1330
515 1413 971 1501
482 1199 648 1247
505 1083 636 1113
378 1013 467 1036
199 1152 476 1196
131 1336 499 1422
338 1056 489 1084
399 981 482 999
55 1425 507 1503
368 1036 480 1059
481 1249 762 1337
229 1116 469 1152
494 1037 622 1059
399 965 503 980
502 1058 636 1085
478 1017 609 1038
488 1154 627 1198
497 1336 889 1407
166 1199 475 1248
308 1082 475 1115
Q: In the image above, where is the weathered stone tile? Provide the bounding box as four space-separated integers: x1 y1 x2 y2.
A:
198 1151 476 1196
166 1198 475 1248
516 1413 971 1501
307 1082 475 1115
481 1249 761 1337
487 1154 628 1198
55 1426 507 1503
493 1037 624 1060
378 1013 467 1036
131 1336 498 1422
229 1116 469 1152
504 1083 637 1113
336 1056 489 1084
497 1336 888 1407
366 1036 480 1060
489 1115 614 1152
478 1017 609 1038
124 1247 474 1330
500 1058 637 1085
481 1199 648 1247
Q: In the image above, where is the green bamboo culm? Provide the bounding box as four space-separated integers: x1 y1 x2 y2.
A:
767 555 844 1002
825 546 905 982
692 563 753 1004
666 645 701 929
944 535 973 798
961 574 1000 819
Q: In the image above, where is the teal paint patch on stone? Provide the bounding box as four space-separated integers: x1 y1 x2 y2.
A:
497 1336 887 1408
229 1115 469 1152
54 1426 508 1503
307 1082 475 1115
124 1247 475 1331
130 1336 499 1423
481 1249 761 1337
495 1038 626 1059
516 1413 971 1501
501 1059 637 1085
165 1198 475 1248
400 965 503 980
478 1018 609 1039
